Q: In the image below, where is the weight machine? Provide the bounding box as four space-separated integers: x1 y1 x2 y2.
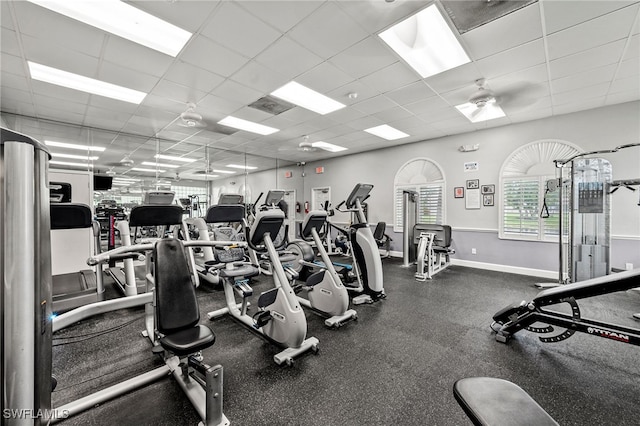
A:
538 143 639 287
414 224 455 281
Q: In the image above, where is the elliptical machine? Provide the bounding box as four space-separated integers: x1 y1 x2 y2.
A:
206 206 319 366
286 210 358 327
330 183 386 304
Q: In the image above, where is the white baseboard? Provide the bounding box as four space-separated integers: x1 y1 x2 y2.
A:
450 258 557 280
388 251 556 279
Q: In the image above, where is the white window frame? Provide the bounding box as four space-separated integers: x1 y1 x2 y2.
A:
393 158 446 232
499 140 581 241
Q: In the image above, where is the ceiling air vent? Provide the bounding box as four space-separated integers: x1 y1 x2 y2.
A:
248 95 295 115
441 0 538 34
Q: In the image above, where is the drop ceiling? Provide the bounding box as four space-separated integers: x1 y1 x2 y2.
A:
1 0 638 182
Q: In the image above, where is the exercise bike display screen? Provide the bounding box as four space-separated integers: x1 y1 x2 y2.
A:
345 183 373 208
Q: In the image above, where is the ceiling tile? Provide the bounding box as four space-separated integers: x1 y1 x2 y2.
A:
1 53 25 75
1 28 21 56
164 61 225 94
373 106 413 123
352 95 397 115
424 62 482 94
609 75 640 94
238 1 323 33
21 34 99 77
231 60 290 94
416 106 464 124
605 90 640 104
13 2 106 57
548 39 627 80
181 35 248 78
103 36 173 78
404 96 454 116
327 79 386 105
553 97 607 115
462 2 543 60
501 93 552 115
289 2 369 59
297 62 355 94
546 5 639 60
87 96 140 115
211 79 264 105
475 39 546 80
551 64 618 94
386 81 437 105
553 82 610 104
99 61 159 93
337 0 427 34
360 62 421 94
542 0 637 34
30 80 90 104
1 71 29 92
508 107 553 123
616 58 640 79
200 1 282 58
197 93 245 116
623 34 639 60
255 36 323 81
148 80 207 106
329 36 398 80
128 0 220 33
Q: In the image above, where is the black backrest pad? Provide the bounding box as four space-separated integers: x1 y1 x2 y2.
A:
413 224 451 247
301 212 326 239
50 203 93 230
154 239 199 334
251 216 283 247
373 222 386 240
129 205 184 227
205 204 246 224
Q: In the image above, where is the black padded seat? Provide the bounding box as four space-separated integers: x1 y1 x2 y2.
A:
154 238 215 356
159 325 215 357
219 265 259 278
453 377 558 426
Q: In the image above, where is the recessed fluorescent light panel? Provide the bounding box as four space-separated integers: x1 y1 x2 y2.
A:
131 167 166 173
312 142 347 152
27 0 192 57
455 100 506 123
364 125 409 141
212 169 235 174
29 62 146 104
226 164 258 170
379 4 470 78
51 152 99 161
271 82 345 115
218 116 279 136
141 161 179 169
50 160 94 168
45 140 106 152
154 154 197 163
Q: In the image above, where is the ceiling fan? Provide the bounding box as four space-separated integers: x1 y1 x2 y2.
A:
280 136 340 153
178 103 206 128
468 78 496 109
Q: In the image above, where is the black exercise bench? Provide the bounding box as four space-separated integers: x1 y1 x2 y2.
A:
454 377 558 426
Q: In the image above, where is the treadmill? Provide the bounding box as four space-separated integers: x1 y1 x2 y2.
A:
50 203 104 313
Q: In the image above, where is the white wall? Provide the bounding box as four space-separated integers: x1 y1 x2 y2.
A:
229 101 640 276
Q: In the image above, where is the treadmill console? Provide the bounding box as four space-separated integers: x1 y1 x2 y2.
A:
218 193 244 205
345 183 373 209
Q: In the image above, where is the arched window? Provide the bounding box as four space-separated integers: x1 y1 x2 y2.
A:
393 158 446 232
499 140 582 241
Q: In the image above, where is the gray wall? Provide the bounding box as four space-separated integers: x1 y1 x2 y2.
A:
213 101 640 276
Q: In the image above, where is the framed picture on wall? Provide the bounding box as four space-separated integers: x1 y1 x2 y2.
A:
466 179 479 189
483 194 495 206
481 184 495 195
454 187 464 198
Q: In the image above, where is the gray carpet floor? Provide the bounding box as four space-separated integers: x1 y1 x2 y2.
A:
51 258 640 425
